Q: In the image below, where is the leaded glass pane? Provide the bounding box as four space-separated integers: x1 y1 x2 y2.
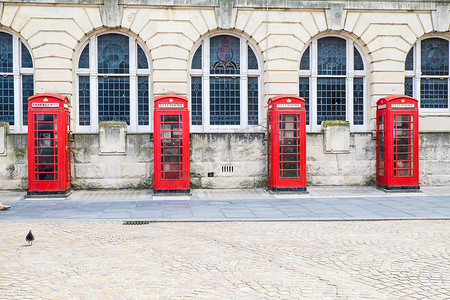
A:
300 46 310 70
299 77 309 125
317 78 346 124
354 47 364 70
405 48 413 71
138 76 149 125
191 77 202 125
421 38 449 76
22 75 34 126
79 76 90 126
98 76 130 124
191 45 202 69
21 43 33 68
98 34 129 74
78 44 89 69
0 32 13 73
0 76 14 125
210 77 240 125
318 37 346 76
405 77 413 97
210 35 240 75
248 46 258 70
353 78 364 125
420 78 448 108
137 45 148 69
248 77 258 125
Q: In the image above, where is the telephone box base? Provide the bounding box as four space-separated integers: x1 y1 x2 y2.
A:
377 185 421 193
269 187 308 193
26 189 72 198
154 189 190 194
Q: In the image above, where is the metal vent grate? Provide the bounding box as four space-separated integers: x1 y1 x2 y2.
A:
123 221 155 225
222 165 234 173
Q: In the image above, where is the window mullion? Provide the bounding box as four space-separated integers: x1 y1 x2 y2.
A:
13 36 21 132
90 37 98 132
347 40 354 127
129 38 137 132
311 39 318 130
203 39 210 131
240 38 248 130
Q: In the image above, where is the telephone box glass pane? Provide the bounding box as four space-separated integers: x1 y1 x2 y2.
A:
377 115 385 176
161 115 183 180
279 114 301 178
97 34 129 74
34 114 58 181
393 114 413 177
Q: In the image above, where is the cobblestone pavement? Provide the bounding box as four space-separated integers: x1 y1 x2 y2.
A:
1 220 450 299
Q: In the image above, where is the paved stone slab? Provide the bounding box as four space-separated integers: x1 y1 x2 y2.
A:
1 220 449 299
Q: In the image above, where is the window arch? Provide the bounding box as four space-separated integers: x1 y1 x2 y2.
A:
0 31 34 132
76 33 150 132
405 37 449 112
189 34 261 132
299 36 366 131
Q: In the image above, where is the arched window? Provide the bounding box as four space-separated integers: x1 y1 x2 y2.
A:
0 31 34 132
190 34 261 131
299 36 366 131
76 33 150 132
405 37 449 111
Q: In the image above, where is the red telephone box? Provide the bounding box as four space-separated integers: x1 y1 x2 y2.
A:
376 95 419 190
267 95 307 192
154 94 190 193
27 93 71 195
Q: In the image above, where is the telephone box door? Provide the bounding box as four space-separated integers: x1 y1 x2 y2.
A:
154 94 190 193
376 95 419 190
27 93 71 195
267 95 307 192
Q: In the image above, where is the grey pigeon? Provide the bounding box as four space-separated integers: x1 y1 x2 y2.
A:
26 230 35 246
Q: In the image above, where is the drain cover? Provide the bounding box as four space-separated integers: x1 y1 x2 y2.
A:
123 221 155 225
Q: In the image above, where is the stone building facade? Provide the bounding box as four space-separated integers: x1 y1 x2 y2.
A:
0 0 449 189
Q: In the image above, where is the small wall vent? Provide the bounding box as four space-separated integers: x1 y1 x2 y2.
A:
222 165 234 173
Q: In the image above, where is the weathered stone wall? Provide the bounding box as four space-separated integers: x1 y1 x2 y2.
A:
0 134 28 190
71 133 154 189
190 133 267 188
1 131 450 189
419 133 450 186
307 133 376 186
